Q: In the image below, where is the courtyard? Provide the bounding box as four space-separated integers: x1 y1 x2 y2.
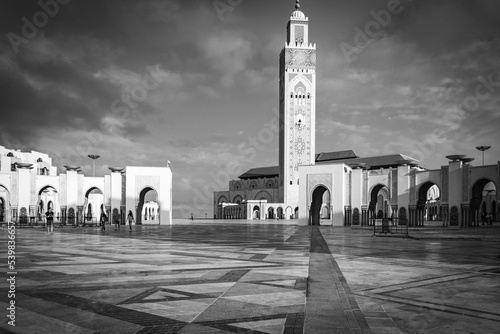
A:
1 221 500 334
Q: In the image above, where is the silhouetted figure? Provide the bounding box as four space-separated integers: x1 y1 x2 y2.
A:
45 209 54 234
100 212 107 231
127 210 134 232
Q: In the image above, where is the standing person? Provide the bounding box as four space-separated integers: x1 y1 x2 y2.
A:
100 211 107 231
127 210 134 232
45 209 54 234
113 210 120 231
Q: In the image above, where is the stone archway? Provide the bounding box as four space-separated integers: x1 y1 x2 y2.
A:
254 191 273 202
0 197 5 222
233 195 243 204
277 207 284 219
253 205 260 219
84 187 104 224
0 185 9 222
470 179 496 227
217 196 229 219
369 184 389 226
310 185 330 226
416 182 440 226
38 186 58 222
268 207 274 219
137 187 159 225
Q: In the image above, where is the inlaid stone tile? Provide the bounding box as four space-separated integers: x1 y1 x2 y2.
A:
231 318 286 334
2 223 500 333
223 291 306 307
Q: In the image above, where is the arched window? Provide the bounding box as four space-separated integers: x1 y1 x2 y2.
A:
7 152 14 157
37 158 43 163
296 88 306 105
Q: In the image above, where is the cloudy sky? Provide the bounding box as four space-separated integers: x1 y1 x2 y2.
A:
1 0 499 218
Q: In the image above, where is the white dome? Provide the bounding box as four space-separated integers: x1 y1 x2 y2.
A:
291 10 306 20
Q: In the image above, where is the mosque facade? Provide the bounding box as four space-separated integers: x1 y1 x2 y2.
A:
0 145 172 225
214 1 499 227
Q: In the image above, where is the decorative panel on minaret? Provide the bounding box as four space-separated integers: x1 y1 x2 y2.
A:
279 2 316 206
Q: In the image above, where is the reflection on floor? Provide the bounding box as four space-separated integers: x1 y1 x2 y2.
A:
1 221 499 333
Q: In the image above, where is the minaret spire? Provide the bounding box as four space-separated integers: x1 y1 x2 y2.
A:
295 0 300 10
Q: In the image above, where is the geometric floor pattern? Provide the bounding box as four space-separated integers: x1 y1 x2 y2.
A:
1 221 500 333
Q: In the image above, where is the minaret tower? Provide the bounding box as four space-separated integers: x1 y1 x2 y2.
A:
279 0 316 208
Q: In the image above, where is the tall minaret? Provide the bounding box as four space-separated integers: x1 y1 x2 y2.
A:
279 0 316 208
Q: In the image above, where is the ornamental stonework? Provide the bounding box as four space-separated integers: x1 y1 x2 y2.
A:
135 176 161 196
307 173 332 197
285 49 316 69
59 174 66 205
11 173 18 206
295 138 306 155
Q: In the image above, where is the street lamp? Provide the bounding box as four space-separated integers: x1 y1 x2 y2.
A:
88 155 100 177
475 146 491 166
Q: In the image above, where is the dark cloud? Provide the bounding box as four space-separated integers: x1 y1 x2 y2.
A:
0 0 499 218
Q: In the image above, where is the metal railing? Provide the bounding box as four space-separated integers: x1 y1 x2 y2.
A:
372 217 412 238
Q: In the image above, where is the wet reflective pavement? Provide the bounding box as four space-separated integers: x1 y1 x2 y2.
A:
1 221 499 333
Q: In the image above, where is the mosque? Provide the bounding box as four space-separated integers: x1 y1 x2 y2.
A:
214 1 499 227
0 145 172 226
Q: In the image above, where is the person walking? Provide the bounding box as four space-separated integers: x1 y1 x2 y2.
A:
100 211 107 231
45 209 54 234
127 210 134 232
113 210 120 231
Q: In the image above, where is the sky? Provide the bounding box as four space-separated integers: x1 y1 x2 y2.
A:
1 0 499 218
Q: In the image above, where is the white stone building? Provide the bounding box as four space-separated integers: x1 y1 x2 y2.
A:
214 1 499 227
0 145 172 225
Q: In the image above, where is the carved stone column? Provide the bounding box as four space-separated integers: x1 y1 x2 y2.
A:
77 206 83 225
361 205 368 226
441 204 449 227
11 207 18 223
408 205 417 227
344 206 352 226
461 203 471 228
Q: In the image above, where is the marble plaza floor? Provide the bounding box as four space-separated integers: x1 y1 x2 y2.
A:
1 221 500 334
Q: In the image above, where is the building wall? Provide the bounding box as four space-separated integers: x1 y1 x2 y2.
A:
297 161 499 227
0 147 173 225
125 166 172 225
214 177 280 219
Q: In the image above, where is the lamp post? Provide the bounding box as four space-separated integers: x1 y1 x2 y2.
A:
88 155 100 177
475 146 491 166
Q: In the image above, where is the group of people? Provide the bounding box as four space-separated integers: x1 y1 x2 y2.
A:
99 210 135 231
44 210 135 233
481 212 494 225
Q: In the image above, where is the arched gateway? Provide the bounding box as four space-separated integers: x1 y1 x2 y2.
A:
309 185 330 226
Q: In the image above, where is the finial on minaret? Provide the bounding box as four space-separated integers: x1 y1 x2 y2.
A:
295 0 300 10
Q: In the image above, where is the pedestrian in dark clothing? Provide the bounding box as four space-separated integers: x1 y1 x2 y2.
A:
127 210 134 232
100 212 107 231
113 211 120 231
45 209 54 234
